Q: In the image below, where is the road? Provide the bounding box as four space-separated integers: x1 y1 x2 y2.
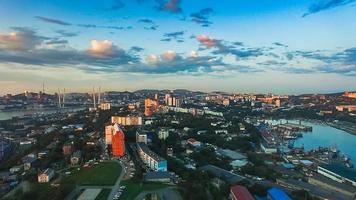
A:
64 160 125 200
3 181 30 199
107 159 126 200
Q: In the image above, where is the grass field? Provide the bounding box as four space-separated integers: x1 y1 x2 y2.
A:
119 179 168 200
3 162 121 200
95 189 111 200
66 161 121 186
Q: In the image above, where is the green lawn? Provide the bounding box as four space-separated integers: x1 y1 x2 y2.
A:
6 162 122 200
119 179 168 200
66 161 121 186
95 189 111 200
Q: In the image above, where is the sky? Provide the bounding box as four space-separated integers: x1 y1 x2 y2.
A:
0 0 355 95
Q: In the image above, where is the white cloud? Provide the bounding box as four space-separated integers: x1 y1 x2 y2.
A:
146 54 158 64
161 50 177 61
88 40 115 57
189 50 198 58
196 34 216 48
0 28 44 51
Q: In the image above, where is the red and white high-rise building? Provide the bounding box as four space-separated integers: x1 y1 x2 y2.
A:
111 124 125 157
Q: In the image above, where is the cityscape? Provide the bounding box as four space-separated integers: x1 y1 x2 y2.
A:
0 1 356 200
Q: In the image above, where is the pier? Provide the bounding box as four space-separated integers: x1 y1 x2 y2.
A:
275 123 312 132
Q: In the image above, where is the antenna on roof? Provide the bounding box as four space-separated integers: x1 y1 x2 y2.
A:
62 88 66 108
93 86 96 108
98 86 101 104
58 88 62 109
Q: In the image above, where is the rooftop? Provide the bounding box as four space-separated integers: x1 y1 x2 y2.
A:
137 142 165 162
199 165 245 184
319 163 356 182
268 187 292 200
311 173 356 193
218 149 247 160
40 168 54 175
71 151 81 158
144 171 171 180
230 185 254 200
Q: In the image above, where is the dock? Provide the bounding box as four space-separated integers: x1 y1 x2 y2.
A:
275 123 312 132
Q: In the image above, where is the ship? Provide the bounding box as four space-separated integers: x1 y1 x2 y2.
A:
328 145 354 168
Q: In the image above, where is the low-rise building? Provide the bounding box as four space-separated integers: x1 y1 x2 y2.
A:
111 116 143 126
267 187 291 200
70 151 81 166
215 129 228 134
317 163 356 187
22 156 37 170
166 147 173 157
63 143 74 155
37 150 49 159
343 91 356 99
38 168 54 183
199 165 245 184
308 173 356 198
144 171 171 183
158 128 169 140
9 165 23 174
238 123 246 132
218 149 248 168
230 185 254 200
137 142 167 172
187 138 201 148
336 105 356 112
223 99 230 106
99 102 111 110
260 142 277 154
136 131 148 144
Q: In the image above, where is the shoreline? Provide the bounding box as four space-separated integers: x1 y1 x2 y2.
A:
0 107 86 121
267 117 356 136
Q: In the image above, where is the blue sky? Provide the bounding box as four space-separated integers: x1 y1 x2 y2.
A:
0 0 355 94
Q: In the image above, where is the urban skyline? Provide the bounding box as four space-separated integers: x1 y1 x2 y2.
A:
0 0 356 94
1 2 356 199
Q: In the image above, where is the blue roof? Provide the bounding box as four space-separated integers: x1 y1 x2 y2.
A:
282 163 295 169
268 188 292 200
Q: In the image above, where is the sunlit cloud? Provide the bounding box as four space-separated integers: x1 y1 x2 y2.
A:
196 35 216 48
189 50 198 58
88 40 115 57
146 54 159 64
161 50 177 61
155 0 182 13
0 27 46 51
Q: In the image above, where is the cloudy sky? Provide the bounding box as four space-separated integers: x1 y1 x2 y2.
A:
0 0 355 95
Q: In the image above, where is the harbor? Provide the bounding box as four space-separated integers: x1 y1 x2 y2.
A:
265 119 356 164
0 107 86 121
